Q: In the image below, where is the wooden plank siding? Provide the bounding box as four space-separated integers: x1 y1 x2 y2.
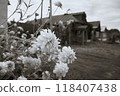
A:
0 0 8 34
0 0 8 27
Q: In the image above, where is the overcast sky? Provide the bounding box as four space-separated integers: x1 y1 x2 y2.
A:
8 0 120 30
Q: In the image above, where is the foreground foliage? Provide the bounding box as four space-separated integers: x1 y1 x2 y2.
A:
0 28 76 80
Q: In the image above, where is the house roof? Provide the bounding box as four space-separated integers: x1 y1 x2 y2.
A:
89 21 100 27
88 21 101 31
42 14 79 24
27 12 87 25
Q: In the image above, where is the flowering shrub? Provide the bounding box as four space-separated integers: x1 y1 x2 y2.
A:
0 28 76 80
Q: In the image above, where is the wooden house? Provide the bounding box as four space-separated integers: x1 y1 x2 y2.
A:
89 21 101 41
100 26 108 41
26 12 91 45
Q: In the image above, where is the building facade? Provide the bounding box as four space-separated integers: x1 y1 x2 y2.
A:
0 0 8 34
25 12 91 45
89 21 101 41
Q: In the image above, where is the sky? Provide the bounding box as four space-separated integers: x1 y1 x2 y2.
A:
8 0 120 30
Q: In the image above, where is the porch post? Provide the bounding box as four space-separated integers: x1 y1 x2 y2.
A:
68 24 72 45
82 31 85 45
85 31 88 44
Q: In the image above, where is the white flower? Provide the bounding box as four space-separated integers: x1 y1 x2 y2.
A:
21 33 27 39
5 61 15 71
28 47 37 54
13 23 17 27
42 71 50 80
17 26 24 31
0 25 4 28
53 62 69 80
18 56 41 69
17 31 21 34
29 29 60 61
28 42 39 54
9 31 15 35
31 34 34 38
0 62 7 74
10 45 14 50
2 52 14 58
0 68 7 74
58 46 77 64
17 76 27 80
36 29 60 54
0 61 15 73
12 40 17 47
8 21 11 25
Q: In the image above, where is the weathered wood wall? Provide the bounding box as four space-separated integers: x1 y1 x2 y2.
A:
0 0 8 28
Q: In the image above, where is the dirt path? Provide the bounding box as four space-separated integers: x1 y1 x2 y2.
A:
64 42 120 80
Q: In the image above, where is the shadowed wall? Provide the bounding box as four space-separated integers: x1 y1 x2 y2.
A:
0 0 7 28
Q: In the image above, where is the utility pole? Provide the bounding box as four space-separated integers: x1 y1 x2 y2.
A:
49 0 52 30
33 14 36 33
40 0 43 25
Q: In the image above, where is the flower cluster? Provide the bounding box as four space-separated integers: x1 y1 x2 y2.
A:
28 42 39 54
36 29 60 54
29 29 60 61
0 61 15 74
18 56 41 69
58 46 77 64
21 33 27 39
53 46 76 79
0 62 7 74
9 31 15 35
53 62 69 80
5 61 15 71
42 71 51 80
0 27 77 80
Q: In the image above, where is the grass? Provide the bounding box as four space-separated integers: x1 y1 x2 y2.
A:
64 42 120 80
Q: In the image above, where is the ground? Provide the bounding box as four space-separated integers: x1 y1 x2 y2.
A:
64 42 120 80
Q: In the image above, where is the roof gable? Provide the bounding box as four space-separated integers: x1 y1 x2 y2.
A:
28 12 87 24
41 14 79 24
89 21 100 27
88 21 101 31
